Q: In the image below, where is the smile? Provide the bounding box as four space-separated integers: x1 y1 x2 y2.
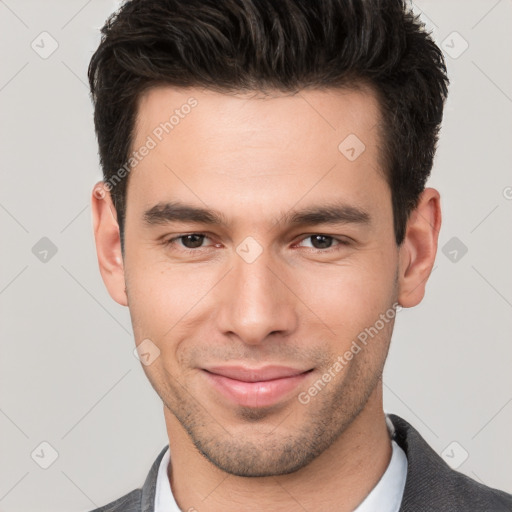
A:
201 365 314 408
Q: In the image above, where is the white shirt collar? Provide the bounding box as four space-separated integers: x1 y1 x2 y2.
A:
154 413 407 512
353 439 407 511
154 446 179 512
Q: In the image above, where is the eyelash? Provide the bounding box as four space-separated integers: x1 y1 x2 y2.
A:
162 233 351 254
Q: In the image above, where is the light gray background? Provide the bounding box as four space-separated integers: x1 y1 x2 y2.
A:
1 1 511 511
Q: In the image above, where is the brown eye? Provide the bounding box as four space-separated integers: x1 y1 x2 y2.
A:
179 234 206 249
309 235 334 249
164 233 211 251
295 234 350 252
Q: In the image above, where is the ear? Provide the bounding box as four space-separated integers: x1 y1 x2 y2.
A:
397 187 441 308
91 181 128 306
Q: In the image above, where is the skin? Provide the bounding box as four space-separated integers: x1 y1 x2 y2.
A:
91 85 441 511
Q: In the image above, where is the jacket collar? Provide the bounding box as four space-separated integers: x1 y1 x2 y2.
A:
140 445 168 512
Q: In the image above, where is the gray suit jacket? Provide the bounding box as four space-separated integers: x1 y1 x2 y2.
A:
89 414 512 511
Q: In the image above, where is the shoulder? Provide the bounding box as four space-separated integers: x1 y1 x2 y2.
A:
389 414 512 512
87 488 141 512
86 445 169 512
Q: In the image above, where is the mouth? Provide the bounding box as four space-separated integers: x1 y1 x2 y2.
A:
201 365 314 408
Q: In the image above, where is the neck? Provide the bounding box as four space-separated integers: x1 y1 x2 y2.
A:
164 381 391 512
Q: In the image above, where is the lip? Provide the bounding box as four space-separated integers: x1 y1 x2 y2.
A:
202 365 313 408
204 365 311 382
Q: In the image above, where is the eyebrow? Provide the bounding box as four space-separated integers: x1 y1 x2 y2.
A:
142 201 371 228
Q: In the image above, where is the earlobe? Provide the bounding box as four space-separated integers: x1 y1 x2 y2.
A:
397 188 441 308
91 181 128 306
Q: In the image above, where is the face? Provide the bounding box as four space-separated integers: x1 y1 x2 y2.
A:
98 85 406 477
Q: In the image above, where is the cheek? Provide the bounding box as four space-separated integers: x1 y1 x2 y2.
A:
296 254 397 338
125 259 214 342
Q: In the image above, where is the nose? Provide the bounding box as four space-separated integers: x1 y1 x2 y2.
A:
215 249 298 346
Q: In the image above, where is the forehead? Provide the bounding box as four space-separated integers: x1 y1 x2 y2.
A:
127 85 388 225
134 85 382 153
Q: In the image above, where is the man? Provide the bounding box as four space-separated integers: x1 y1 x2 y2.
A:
87 0 512 511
